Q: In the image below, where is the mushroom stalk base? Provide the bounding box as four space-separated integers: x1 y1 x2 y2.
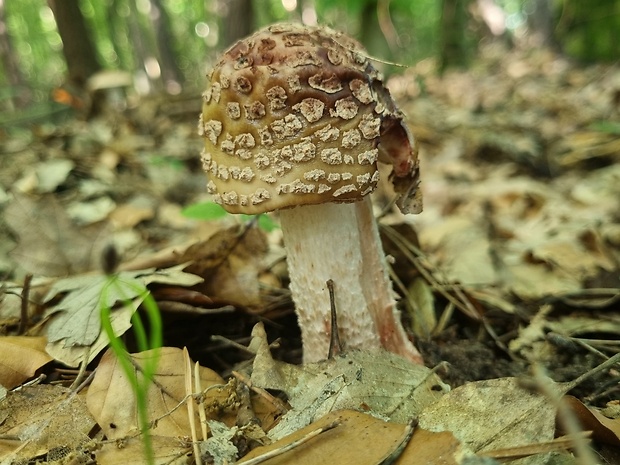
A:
279 197 423 364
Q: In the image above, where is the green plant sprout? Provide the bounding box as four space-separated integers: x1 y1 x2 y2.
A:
589 120 620 135
182 201 278 232
99 271 163 465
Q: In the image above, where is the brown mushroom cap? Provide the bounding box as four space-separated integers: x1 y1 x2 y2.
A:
200 23 419 215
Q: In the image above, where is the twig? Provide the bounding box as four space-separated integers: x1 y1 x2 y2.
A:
377 417 417 465
70 347 92 390
194 361 209 440
17 273 32 335
210 335 256 354
327 279 343 358
239 420 340 465
481 432 592 461
531 365 598 465
381 225 516 359
184 349 203 465
72 368 96 394
568 351 620 390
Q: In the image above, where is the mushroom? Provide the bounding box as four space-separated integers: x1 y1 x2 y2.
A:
199 23 423 363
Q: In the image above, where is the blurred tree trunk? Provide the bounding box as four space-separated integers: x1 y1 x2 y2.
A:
150 0 183 91
0 0 30 107
107 0 132 72
360 0 392 64
439 0 471 72
48 0 101 87
127 0 155 91
526 0 557 49
220 0 254 48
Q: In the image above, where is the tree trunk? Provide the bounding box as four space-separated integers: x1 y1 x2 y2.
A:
0 0 30 107
48 0 101 87
107 0 132 71
220 0 254 48
526 0 557 49
150 0 183 91
360 0 393 65
439 0 471 72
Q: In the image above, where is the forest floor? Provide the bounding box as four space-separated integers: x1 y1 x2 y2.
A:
0 41 619 464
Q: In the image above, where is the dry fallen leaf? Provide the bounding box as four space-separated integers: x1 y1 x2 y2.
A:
0 286 23 322
418 377 560 463
249 322 449 440
415 148 620 301
44 272 148 347
181 224 269 308
88 347 250 464
238 409 467 465
42 264 203 366
0 336 53 389
34 158 74 193
0 384 96 464
86 347 228 440
94 435 191 465
45 295 137 367
563 396 620 447
4 194 107 277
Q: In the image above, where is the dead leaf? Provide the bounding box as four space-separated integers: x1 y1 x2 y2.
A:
418 377 557 459
45 296 136 367
563 396 620 447
35 158 74 193
86 347 228 440
108 201 155 229
505 261 582 299
4 195 107 276
238 409 466 465
0 287 22 322
249 322 449 440
201 420 239 464
44 265 203 347
547 315 620 340
44 272 148 347
182 224 269 307
407 277 437 340
0 384 96 464
418 216 498 287
66 196 116 225
0 336 53 389
509 308 620 360
140 262 205 287
94 435 191 465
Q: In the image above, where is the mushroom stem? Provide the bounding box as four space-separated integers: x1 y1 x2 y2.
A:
279 197 423 364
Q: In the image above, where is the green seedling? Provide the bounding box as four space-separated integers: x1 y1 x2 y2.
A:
182 201 278 232
99 271 163 465
589 120 620 135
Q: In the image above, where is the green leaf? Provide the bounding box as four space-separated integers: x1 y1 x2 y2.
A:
182 201 228 220
589 121 620 135
257 214 278 232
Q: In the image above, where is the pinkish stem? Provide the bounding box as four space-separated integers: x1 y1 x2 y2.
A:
279 197 423 364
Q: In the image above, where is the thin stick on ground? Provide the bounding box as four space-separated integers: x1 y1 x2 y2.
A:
184 348 202 465
239 421 341 465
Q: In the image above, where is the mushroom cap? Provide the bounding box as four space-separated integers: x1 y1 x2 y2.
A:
200 23 420 214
